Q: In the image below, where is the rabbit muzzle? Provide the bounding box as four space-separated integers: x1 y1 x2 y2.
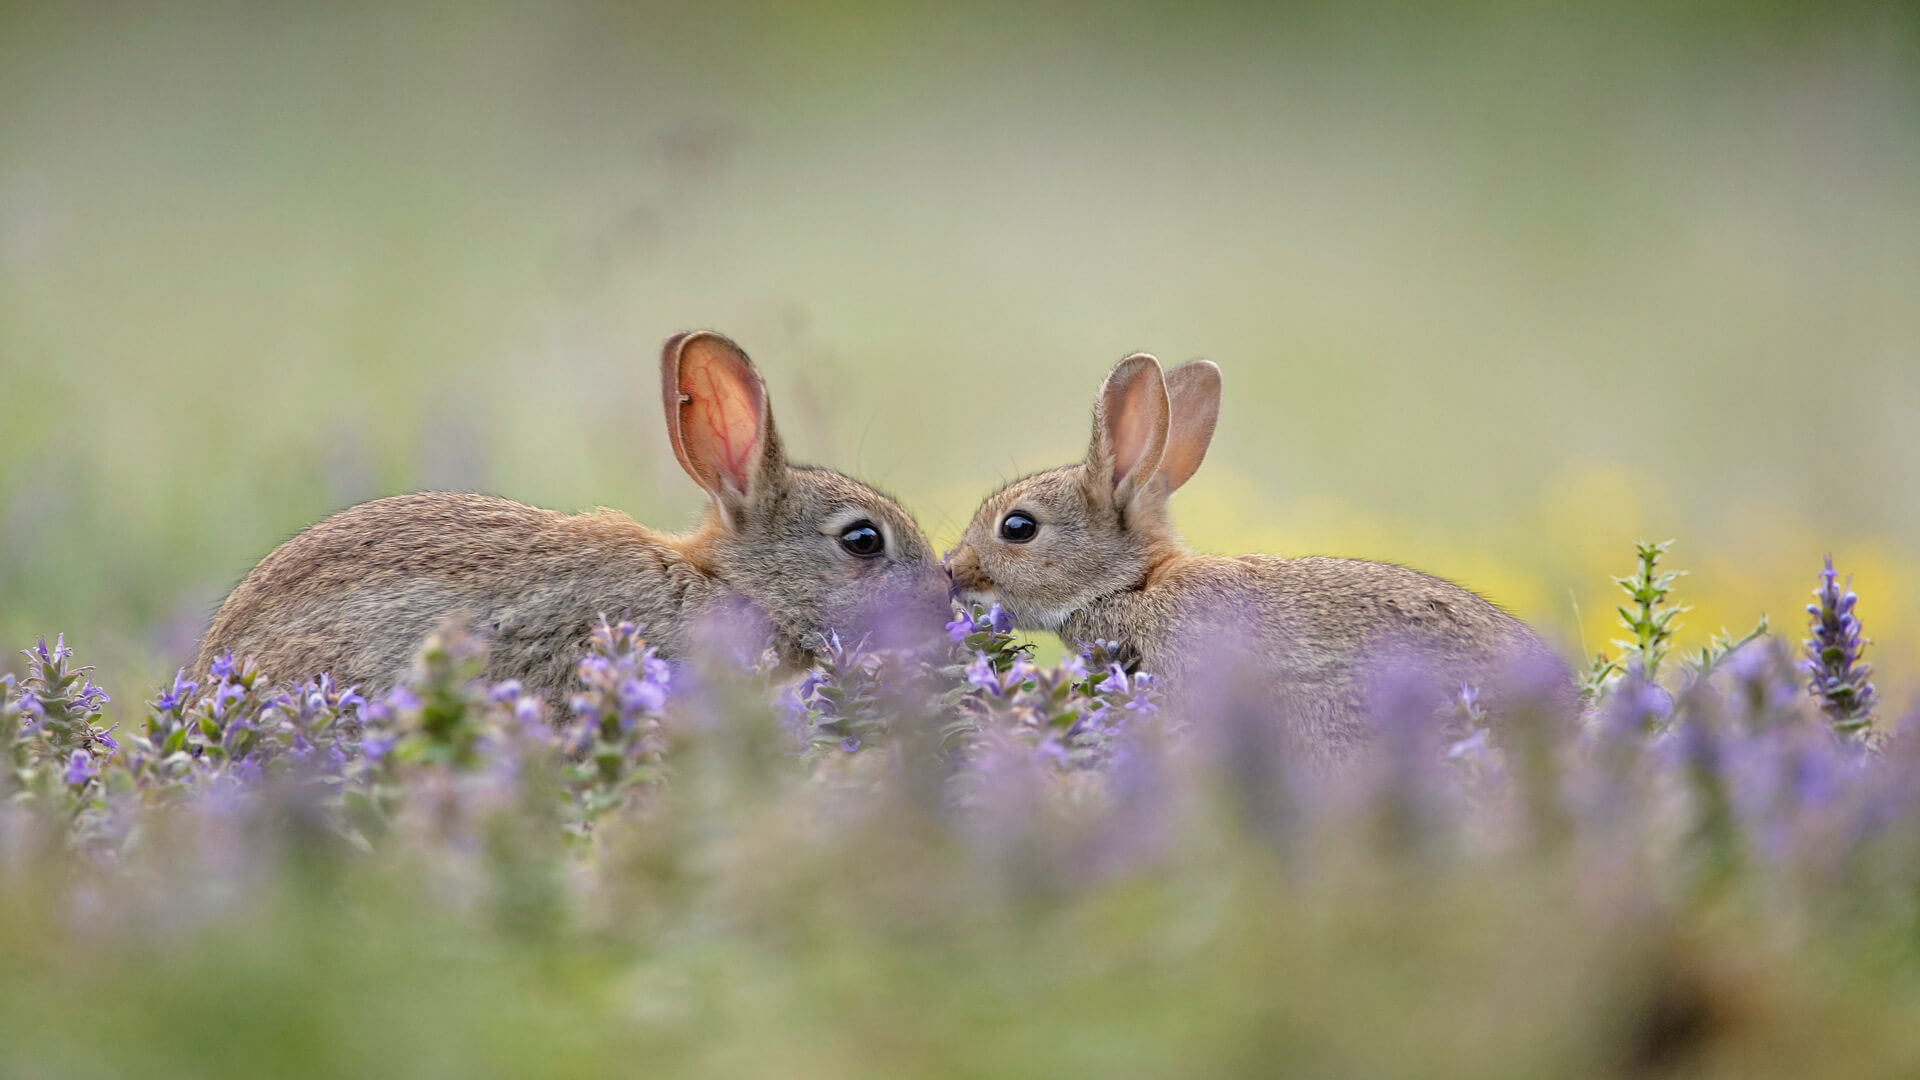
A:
944 543 995 598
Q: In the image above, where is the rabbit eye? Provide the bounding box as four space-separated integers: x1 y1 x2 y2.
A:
998 512 1038 543
837 521 885 558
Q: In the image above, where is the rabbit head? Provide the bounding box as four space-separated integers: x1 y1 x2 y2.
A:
947 352 1220 633
663 331 950 660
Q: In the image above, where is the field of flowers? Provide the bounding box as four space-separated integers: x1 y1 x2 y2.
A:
4 541 1918 1077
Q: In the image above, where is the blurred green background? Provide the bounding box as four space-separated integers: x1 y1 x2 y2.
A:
2 0 1917 699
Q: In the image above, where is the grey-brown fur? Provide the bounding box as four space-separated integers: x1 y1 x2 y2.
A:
947 352 1573 766
198 332 950 705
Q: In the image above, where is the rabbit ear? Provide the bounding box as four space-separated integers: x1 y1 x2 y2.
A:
661 331 787 524
1086 353 1171 509
1157 359 1221 494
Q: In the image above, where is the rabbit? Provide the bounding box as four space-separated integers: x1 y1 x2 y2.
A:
197 331 952 706
945 351 1575 766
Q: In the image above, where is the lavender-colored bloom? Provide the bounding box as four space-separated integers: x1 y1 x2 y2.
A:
1060 651 1091 682
208 651 238 681
31 635 66 667
151 670 199 713
73 677 110 713
1599 663 1672 742
964 652 1002 694
383 686 421 714
617 676 667 719
208 681 248 723
63 749 96 786
1803 556 1876 735
987 604 1014 635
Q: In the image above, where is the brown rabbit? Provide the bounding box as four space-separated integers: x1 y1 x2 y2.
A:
198 331 951 703
946 352 1573 765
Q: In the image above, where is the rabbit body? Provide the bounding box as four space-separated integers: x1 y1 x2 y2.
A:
947 352 1571 765
199 493 728 697
1058 550 1565 763
197 333 949 703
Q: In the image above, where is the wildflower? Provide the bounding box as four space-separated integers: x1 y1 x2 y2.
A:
18 633 112 755
63 749 96 787
1599 663 1672 741
152 670 199 714
987 604 1014 635
1803 555 1876 736
964 652 1003 694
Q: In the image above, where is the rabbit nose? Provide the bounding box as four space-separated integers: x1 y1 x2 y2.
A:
945 546 992 596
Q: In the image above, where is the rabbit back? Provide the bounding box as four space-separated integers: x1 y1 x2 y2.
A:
197 492 719 700
1065 553 1573 762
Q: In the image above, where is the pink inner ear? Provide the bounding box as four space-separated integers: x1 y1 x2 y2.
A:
1110 398 1153 486
679 339 765 495
1104 363 1165 488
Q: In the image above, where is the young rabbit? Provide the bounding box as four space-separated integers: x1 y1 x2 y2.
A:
946 352 1573 765
198 331 951 704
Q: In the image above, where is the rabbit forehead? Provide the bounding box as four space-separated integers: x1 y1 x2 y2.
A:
970 466 1086 525
782 466 934 559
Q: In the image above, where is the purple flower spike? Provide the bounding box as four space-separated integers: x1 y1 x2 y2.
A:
1803 555 1876 736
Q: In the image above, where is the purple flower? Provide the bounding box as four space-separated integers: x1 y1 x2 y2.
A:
1061 652 1091 682
208 681 248 722
964 652 1001 694
383 686 421 714
74 678 110 712
1803 556 1876 735
1599 663 1672 741
987 605 1014 635
617 676 667 718
151 669 199 713
63 749 96 787
31 635 68 668
946 613 973 645
209 651 238 681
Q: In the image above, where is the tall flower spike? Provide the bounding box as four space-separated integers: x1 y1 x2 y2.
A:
1803 555 1876 737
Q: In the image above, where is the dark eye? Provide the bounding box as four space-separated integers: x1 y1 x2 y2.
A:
837 521 885 558
999 512 1038 543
